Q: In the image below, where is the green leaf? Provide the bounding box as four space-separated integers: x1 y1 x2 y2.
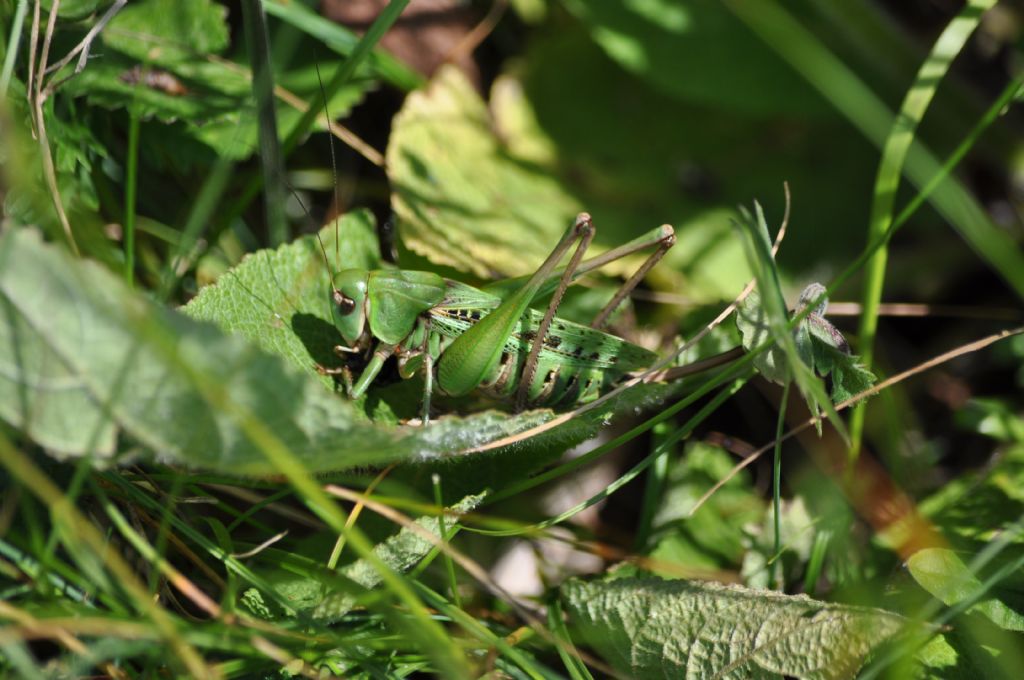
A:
64 55 369 161
737 284 876 405
562 575 911 679
741 497 816 589
0 227 396 470
736 290 791 385
907 548 1024 632
918 443 1024 545
563 0 826 116
241 493 484 622
647 443 764 572
388 65 582 279
956 398 1024 443
40 0 105 20
184 210 383 387
102 0 230 66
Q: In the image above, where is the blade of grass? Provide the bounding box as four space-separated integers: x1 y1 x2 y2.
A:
850 0 997 460
0 0 29 97
431 474 461 609
241 0 288 247
470 377 748 537
262 0 421 92
802 528 831 596
772 380 790 589
634 422 672 552
123 105 139 288
212 0 412 269
548 599 595 680
0 432 212 678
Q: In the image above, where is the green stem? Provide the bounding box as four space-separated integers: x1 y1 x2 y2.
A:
124 106 140 288
635 422 671 552
241 0 287 246
432 474 461 609
0 0 29 97
849 0 996 461
773 381 790 589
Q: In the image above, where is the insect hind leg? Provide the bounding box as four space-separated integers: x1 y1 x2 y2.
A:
516 213 595 410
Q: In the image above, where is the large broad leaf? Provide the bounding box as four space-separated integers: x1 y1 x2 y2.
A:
0 223 678 472
563 0 827 116
102 0 230 64
388 65 582 279
562 575 911 679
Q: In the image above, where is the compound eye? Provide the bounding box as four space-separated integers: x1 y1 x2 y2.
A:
333 290 356 316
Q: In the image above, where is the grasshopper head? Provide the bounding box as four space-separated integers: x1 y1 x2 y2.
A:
330 270 369 346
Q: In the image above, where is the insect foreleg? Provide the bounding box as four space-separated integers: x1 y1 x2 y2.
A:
516 214 595 410
350 343 397 399
590 226 675 329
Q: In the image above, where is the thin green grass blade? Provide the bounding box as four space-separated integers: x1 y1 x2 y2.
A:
735 202 846 443
262 0 421 92
0 0 29 97
123 106 139 288
850 0 997 458
470 377 747 536
241 0 287 246
634 422 672 552
0 433 211 677
549 598 595 680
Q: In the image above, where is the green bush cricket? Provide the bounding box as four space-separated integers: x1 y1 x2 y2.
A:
315 212 707 422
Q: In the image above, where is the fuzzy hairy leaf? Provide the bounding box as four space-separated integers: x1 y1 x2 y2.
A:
0 227 562 469
388 65 582 278
562 576 910 679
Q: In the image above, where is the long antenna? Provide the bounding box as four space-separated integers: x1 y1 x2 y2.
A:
314 54 341 271
287 178 338 291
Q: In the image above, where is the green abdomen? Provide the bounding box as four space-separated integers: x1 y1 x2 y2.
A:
428 303 656 408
